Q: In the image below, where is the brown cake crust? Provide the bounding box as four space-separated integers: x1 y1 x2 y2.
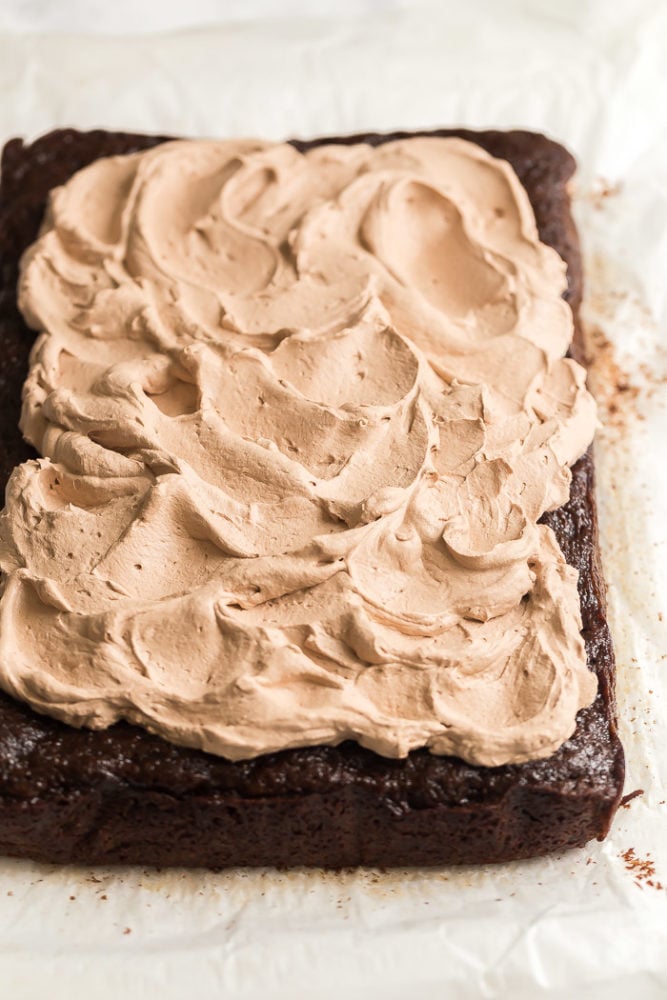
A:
0 127 624 867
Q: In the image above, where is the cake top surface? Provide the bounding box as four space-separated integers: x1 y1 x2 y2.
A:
0 136 596 765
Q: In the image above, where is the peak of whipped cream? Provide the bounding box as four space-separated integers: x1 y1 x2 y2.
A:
0 136 597 766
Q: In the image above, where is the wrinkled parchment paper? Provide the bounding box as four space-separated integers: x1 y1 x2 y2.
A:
0 2 665 996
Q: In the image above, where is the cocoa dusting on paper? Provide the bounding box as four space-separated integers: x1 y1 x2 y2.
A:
620 848 664 891
584 325 641 431
586 177 623 211
583 248 667 436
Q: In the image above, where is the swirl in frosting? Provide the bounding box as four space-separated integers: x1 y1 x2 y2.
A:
0 137 598 765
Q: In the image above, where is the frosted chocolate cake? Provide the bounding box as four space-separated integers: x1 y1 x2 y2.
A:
0 128 624 867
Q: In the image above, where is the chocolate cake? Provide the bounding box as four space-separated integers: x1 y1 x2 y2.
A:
0 127 625 867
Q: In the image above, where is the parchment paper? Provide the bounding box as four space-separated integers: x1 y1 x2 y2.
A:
0 2 665 996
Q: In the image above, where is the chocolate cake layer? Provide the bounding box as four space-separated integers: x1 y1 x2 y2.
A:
0 127 625 867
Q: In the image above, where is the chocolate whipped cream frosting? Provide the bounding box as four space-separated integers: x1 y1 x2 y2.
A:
0 137 598 766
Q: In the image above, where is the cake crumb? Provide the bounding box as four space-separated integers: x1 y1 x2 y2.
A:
123 927 132 935
620 789 644 808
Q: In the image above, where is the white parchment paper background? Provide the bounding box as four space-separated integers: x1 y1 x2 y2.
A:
0 1 665 997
